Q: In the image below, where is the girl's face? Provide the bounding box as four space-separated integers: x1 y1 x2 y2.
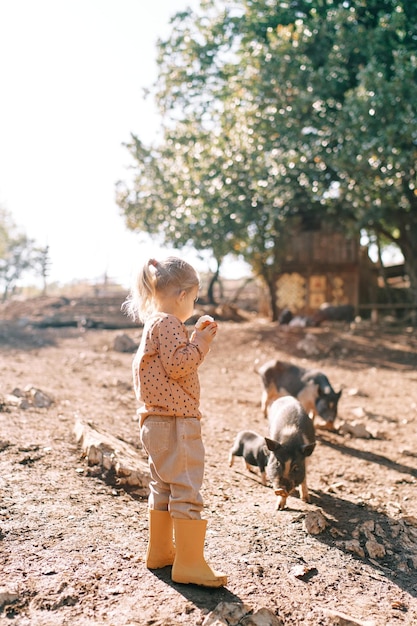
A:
177 285 199 323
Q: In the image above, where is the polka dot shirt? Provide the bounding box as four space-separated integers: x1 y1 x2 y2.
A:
133 312 211 425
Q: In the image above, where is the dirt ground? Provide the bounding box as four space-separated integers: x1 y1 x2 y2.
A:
1 299 417 626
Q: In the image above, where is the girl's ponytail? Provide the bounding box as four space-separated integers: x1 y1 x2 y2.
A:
123 256 199 323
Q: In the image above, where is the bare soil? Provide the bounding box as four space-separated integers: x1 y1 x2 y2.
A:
1 299 417 625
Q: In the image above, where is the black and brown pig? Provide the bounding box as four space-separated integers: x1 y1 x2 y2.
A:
229 430 270 486
256 358 341 429
265 396 316 510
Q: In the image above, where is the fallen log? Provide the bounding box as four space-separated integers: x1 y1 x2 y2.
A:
33 314 137 329
74 419 150 497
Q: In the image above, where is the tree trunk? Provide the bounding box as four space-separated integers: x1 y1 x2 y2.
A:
206 266 222 305
404 256 417 305
397 225 417 306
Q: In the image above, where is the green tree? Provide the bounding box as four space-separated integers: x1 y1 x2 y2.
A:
0 208 46 300
117 0 417 314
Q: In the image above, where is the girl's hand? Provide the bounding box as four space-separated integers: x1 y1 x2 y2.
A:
191 321 217 344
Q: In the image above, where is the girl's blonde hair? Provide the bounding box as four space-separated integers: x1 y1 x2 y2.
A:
123 256 200 322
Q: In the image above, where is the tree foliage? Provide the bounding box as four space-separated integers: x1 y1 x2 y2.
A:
0 208 48 300
117 0 417 312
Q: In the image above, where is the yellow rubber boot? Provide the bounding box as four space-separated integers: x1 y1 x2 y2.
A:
145 509 176 569
171 518 227 587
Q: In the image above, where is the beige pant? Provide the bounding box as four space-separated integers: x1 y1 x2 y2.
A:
140 416 205 519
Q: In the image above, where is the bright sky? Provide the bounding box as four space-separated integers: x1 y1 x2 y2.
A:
0 0 246 288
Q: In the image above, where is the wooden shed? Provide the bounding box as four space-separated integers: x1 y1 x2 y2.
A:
275 224 360 315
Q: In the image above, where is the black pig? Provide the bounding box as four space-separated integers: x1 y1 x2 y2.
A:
229 430 270 485
312 304 355 326
265 396 316 510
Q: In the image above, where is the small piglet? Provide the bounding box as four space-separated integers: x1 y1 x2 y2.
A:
265 396 316 510
229 430 270 485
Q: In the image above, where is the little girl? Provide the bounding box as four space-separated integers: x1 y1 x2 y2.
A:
124 256 227 588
